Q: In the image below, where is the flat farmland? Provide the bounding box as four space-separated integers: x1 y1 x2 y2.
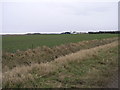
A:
2 34 118 52
2 34 119 88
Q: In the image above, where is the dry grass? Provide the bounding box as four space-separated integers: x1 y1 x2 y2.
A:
52 41 118 66
2 40 118 88
2 37 118 72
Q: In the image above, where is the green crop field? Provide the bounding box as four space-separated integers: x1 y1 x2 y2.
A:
2 34 118 52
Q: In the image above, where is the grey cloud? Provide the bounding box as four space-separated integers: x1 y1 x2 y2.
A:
2 2 118 33
60 2 116 16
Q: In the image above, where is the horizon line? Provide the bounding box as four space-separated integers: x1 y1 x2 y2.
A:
0 30 119 35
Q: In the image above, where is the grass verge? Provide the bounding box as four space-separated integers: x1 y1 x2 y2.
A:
2 37 118 72
3 41 118 88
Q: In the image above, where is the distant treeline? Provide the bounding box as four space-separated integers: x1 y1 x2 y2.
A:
26 31 120 35
61 32 71 34
88 31 120 34
60 31 120 34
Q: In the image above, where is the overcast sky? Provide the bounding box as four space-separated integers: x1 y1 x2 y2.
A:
0 0 118 34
